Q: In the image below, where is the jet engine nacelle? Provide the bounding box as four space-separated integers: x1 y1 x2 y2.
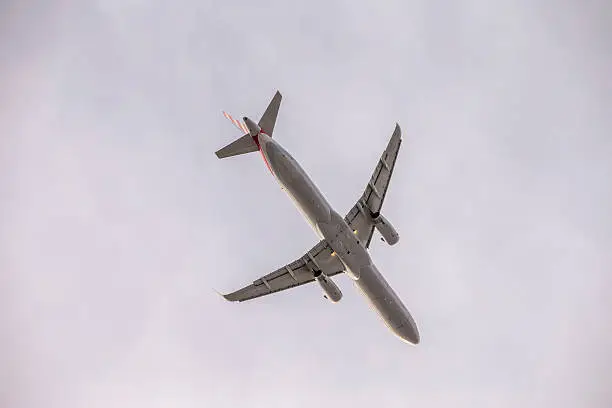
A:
314 271 342 303
372 213 400 245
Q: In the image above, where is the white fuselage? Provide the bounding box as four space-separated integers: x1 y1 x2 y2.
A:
258 133 420 344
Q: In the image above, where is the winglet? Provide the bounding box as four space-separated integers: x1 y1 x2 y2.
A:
222 291 241 302
214 288 237 302
392 122 401 141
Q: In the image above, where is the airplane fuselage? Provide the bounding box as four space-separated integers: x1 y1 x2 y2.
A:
257 131 420 344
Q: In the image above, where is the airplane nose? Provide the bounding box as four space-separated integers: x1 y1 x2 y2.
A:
407 325 420 345
395 320 420 345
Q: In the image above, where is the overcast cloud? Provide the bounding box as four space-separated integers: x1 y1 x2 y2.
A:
2 1 611 407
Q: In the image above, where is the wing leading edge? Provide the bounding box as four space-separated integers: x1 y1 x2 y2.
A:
344 123 402 248
221 240 345 302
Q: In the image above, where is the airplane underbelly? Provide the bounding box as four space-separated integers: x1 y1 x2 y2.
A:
263 140 331 225
355 266 401 321
315 211 371 278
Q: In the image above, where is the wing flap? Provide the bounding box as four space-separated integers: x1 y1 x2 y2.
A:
345 123 402 247
222 240 345 302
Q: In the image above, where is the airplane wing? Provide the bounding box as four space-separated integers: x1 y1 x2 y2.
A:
221 240 345 302
344 123 402 248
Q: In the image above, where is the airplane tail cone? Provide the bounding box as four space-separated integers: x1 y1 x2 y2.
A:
215 91 282 159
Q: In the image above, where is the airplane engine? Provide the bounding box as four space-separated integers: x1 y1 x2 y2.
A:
314 271 342 303
372 213 400 245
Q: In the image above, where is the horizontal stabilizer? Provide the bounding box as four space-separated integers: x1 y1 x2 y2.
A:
215 134 259 159
215 91 281 159
223 111 249 134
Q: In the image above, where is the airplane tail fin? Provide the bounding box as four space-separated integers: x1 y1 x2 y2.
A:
215 91 282 159
258 91 282 136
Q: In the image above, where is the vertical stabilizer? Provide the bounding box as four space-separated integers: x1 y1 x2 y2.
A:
215 91 282 159
258 91 282 136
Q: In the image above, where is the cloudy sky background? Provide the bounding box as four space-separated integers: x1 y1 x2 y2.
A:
2 1 611 407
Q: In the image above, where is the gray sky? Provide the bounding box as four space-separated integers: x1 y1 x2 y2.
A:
2 1 611 407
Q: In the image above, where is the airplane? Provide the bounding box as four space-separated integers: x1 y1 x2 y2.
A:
215 91 420 345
